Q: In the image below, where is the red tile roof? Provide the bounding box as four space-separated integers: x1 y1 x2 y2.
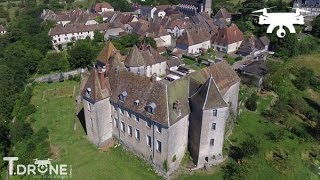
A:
94 3 114 12
211 24 244 45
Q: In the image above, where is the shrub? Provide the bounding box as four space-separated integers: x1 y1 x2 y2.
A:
172 155 176 162
265 130 284 142
240 137 260 157
245 93 258 111
222 161 247 180
235 56 243 61
163 159 168 172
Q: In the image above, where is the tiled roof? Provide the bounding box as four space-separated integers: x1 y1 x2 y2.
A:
189 60 241 95
190 76 228 110
125 45 167 67
49 23 109 36
214 8 231 19
82 68 112 102
211 24 244 45
94 3 114 12
146 23 169 37
176 28 211 46
97 41 117 65
41 9 90 24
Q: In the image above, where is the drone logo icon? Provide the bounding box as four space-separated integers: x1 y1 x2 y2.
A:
252 7 310 38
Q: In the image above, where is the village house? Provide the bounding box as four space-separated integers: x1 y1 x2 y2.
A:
124 45 167 77
81 42 240 175
177 0 212 16
93 3 114 14
211 24 244 54
237 35 270 58
0 25 7 35
293 0 320 17
214 8 232 24
103 22 125 40
176 28 211 55
165 18 192 37
49 23 108 45
41 9 92 26
146 23 172 47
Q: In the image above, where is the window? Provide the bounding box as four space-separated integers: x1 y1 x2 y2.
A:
146 121 151 128
128 125 132 136
90 118 93 128
210 139 214 146
135 129 140 141
156 125 161 133
211 123 216 130
132 114 136 121
114 119 118 128
146 135 151 147
156 140 162 153
213 109 217 117
88 103 91 111
121 122 125 132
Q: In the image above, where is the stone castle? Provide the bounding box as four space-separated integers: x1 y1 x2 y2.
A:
81 42 240 175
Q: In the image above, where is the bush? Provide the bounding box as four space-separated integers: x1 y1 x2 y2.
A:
245 93 258 111
265 130 284 142
172 155 176 162
163 159 168 172
222 161 247 180
240 137 260 157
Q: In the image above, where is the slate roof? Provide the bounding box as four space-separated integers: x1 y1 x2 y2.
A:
240 60 267 77
82 68 112 103
176 28 211 46
49 23 109 36
259 36 270 46
214 8 231 19
211 24 243 45
190 76 228 110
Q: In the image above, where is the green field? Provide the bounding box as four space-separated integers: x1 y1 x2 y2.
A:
30 81 160 180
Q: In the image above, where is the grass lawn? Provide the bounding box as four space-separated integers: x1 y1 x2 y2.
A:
292 53 320 76
30 81 160 180
227 86 319 179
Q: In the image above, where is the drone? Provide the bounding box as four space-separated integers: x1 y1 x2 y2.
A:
251 7 310 38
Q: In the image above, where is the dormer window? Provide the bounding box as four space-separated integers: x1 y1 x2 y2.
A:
119 91 128 101
86 88 92 98
146 103 156 114
134 100 140 106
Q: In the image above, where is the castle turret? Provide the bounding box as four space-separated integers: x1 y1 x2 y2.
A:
189 76 229 167
82 66 113 147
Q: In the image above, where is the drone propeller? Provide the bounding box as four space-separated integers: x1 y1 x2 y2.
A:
252 7 276 13
250 14 268 17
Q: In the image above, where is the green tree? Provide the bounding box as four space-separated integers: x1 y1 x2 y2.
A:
68 40 96 68
93 30 104 43
311 15 320 38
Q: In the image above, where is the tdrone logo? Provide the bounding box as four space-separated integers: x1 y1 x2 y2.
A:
3 157 72 178
252 7 310 38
